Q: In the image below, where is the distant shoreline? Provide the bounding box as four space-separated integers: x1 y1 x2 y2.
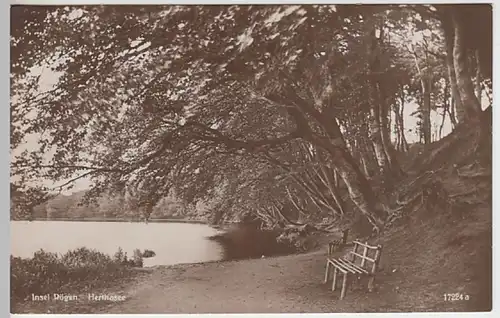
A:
11 218 239 227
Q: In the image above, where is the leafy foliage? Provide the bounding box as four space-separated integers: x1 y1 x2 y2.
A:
11 4 491 228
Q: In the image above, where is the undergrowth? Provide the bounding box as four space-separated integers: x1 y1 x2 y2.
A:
10 247 143 304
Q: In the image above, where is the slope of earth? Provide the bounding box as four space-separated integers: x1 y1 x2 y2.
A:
14 122 492 314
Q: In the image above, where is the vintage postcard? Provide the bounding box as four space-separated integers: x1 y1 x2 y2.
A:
10 2 493 315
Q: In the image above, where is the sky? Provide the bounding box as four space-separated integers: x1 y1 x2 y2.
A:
10 5 490 194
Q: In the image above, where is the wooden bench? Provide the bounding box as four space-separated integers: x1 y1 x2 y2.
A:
328 229 349 256
324 240 383 299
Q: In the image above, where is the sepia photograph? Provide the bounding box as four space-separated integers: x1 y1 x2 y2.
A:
10 3 492 314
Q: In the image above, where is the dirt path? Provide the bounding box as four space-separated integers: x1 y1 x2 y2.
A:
98 250 393 314
88 245 475 314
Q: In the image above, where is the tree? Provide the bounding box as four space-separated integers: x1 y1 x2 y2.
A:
416 4 491 122
10 183 53 220
11 4 491 232
97 191 125 219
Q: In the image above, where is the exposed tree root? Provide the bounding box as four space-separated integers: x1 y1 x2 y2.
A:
387 200 423 225
277 208 305 226
457 170 491 179
449 189 479 198
396 168 444 200
387 179 453 226
396 192 422 206
455 161 491 179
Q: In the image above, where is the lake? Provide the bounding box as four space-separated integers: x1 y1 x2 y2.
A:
10 221 225 266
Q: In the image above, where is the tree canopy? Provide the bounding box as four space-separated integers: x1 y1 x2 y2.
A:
11 4 492 230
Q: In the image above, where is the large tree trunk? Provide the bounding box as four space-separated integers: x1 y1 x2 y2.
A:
291 112 388 232
366 28 403 183
277 81 389 232
319 163 347 216
393 105 401 151
359 120 378 176
442 10 466 123
367 99 389 175
333 168 339 188
395 87 409 152
452 9 483 119
378 83 404 177
449 97 458 127
411 45 432 144
475 49 482 102
360 154 370 178
393 103 403 151
366 28 391 177
334 148 387 231
447 67 463 124
309 119 388 231
420 76 432 144
319 139 387 231
439 79 450 139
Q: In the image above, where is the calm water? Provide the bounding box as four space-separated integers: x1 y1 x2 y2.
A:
10 221 225 266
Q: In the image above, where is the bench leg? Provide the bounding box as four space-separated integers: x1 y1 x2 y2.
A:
368 276 375 292
324 261 330 283
340 273 348 300
332 267 338 291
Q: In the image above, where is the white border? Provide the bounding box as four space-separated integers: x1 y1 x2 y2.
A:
6 1 498 318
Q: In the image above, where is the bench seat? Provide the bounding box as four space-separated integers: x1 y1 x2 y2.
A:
327 257 369 275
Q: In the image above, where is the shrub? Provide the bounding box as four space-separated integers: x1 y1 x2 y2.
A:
142 249 156 258
10 247 136 303
113 247 127 264
276 225 320 252
132 249 143 267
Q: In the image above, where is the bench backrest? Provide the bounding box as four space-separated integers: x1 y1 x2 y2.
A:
327 229 350 256
348 240 383 274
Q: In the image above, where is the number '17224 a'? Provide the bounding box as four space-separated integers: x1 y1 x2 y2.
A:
444 293 470 301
